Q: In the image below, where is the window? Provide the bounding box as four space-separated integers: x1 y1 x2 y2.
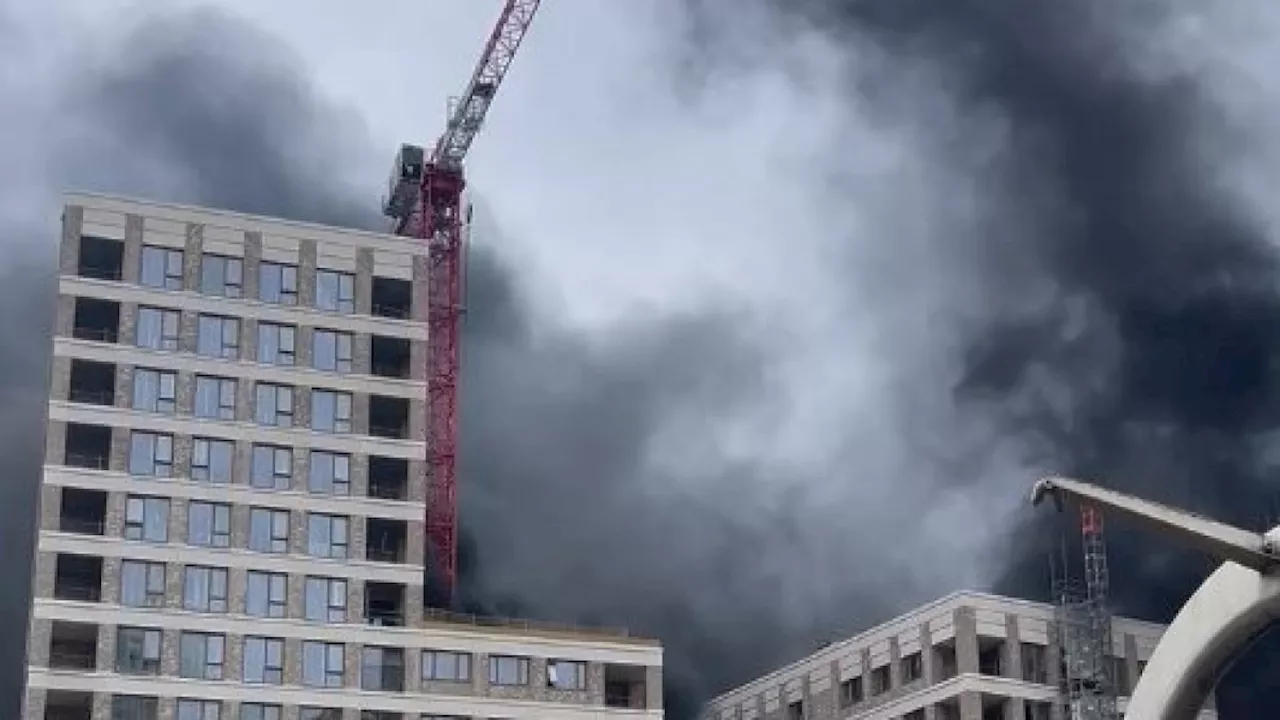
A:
257 322 296 365
194 376 236 420
871 665 890 695
251 445 292 490
116 626 161 674
300 710 342 720
240 705 283 720
547 660 586 690
124 496 169 542
839 676 863 707
786 701 803 720
243 636 285 685
315 270 355 313
131 368 176 413
422 650 471 682
302 641 345 688
488 655 529 686
179 632 225 680
196 314 240 359
177 699 222 720
901 651 923 683
200 253 243 297
246 571 287 618
360 646 405 692
309 451 350 495
192 438 234 484
120 560 166 608
1022 642 1048 684
182 566 228 613
255 383 294 427
134 306 179 351
313 330 354 373
304 576 347 622
311 390 352 433
259 262 298 305
249 508 290 553
128 431 173 477
139 245 183 290
307 514 349 559
187 501 230 548
111 695 159 720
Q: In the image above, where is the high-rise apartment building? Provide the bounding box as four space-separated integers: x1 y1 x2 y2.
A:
24 193 664 720
698 591 1214 720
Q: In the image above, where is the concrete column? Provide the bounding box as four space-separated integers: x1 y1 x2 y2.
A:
224 634 243 682
122 213 143 284
298 240 318 307
54 295 75 338
1048 621 1066 720
226 568 247 615
100 557 121 605
293 386 312 430
49 356 71 402
407 520 426 566
44 421 66 466
95 623 117 674
410 338 428 381
283 637 303 685
958 690 982 720
954 608 980 675
1004 615 1026 719
355 248 374 315
182 223 203 292
240 317 259 366
859 647 873 699
296 325 314 369
412 255 430 322
889 637 903 689
178 310 198 354
352 393 370 435
23 686 46 720
243 231 263 300
114 364 134 409
59 205 84 276
32 551 56 600
1123 633 1140 695
39 485 60 533
408 460 428 503
26 618 50 667
354 333 372 375
107 429 129 473
90 692 111 720
645 665 664 710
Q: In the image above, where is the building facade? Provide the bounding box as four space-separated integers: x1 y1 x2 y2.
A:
25 193 664 720
698 591 1214 720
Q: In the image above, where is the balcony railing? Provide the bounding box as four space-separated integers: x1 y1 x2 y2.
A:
368 480 408 501
366 546 405 564
49 647 97 670
71 326 119 343
372 304 411 320
370 362 411 380
59 517 105 536
68 388 115 406
369 425 408 440
77 264 123 282
365 608 405 628
53 582 101 603
64 453 109 470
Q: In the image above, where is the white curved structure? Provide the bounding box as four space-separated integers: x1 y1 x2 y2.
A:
1031 477 1280 720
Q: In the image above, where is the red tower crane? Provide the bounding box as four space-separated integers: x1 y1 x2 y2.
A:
382 0 543 606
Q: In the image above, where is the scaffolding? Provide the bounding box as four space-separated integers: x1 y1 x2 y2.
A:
1051 506 1118 720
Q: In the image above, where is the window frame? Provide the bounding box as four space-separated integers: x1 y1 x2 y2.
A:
311 390 353 433
187 501 231 548
191 437 234 484
312 329 354 373
255 382 295 428
257 322 297 366
199 253 244 298
303 576 347 622
248 507 290 554
259 261 298 306
131 367 177 414
178 631 226 681
139 245 183 290
134 306 180 351
196 314 240 359
242 636 286 685
127 431 174 477
251 444 293 490
246 571 288 619
182 565 229 614
315 270 355 313
124 495 169 542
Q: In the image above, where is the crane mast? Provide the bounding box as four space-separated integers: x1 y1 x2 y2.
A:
382 0 542 606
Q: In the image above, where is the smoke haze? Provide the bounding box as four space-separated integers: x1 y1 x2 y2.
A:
5 0 1280 718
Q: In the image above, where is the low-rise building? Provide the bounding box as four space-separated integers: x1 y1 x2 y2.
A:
698 591 1213 720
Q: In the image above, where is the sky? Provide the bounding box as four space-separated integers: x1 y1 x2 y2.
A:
6 0 1280 717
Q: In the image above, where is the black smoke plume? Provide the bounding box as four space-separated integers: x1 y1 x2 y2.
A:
678 0 1280 714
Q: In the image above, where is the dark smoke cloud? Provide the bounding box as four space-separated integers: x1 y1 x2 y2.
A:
0 4 836 719
681 0 1280 714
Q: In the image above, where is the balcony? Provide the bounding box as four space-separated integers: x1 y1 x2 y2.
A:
48 621 98 670
364 582 405 628
371 335 411 379
76 235 124 282
369 395 409 440
604 664 649 709
68 359 116 406
64 423 111 470
367 456 408 501
371 276 412 320
44 690 92 720
53 554 102 602
59 487 106 536
71 297 120 344
366 518 407 564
